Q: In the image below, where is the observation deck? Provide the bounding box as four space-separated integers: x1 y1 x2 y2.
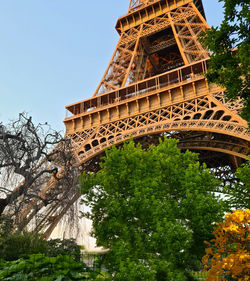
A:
64 59 219 134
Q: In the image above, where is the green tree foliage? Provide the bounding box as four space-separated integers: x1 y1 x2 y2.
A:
224 161 250 210
80 138 225 281
200 0 250 122
0 254 91 280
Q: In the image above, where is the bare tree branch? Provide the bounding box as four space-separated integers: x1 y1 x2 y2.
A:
0 113 75 230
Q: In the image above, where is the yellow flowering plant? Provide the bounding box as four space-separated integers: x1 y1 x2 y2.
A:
202 209 250 281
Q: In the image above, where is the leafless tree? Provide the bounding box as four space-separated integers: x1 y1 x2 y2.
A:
0 113 76 230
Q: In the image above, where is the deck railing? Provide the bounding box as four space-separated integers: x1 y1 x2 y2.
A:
65 59 208 118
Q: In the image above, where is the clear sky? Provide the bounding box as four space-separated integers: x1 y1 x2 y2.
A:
0 0 224 133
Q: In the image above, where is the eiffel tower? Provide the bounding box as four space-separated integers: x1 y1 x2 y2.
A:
17 0 249 239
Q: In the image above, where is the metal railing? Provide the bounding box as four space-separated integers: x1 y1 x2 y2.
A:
65 59 208 118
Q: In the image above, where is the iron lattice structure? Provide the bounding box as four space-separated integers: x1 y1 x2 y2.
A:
17 0 249 238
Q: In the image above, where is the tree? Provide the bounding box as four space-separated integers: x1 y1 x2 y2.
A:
202 209 250 280
0 113 74 228
223 161 250 210
200 0 250 122
80 138 225 281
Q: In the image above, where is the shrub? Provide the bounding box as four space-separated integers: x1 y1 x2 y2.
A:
47 238 81 261
0 232 47 261
202 209 250 280
0 254 90 280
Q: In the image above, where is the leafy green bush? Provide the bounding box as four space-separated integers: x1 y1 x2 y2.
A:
0 232 48 261
0 231 82 263
0 215 13 237
0 254 91 280
47 238 81 262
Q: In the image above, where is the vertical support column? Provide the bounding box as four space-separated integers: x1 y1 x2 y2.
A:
122 25 144 87
168 12 189 65
93 26 144 96
189 2 210 29
93 36 123 96
168 4 209 64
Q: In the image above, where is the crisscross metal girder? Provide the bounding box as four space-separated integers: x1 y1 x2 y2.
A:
120 7 198 46
127 0 205 18
69 92 249 165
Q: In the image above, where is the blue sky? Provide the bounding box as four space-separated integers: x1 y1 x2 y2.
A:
0 0 224 133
